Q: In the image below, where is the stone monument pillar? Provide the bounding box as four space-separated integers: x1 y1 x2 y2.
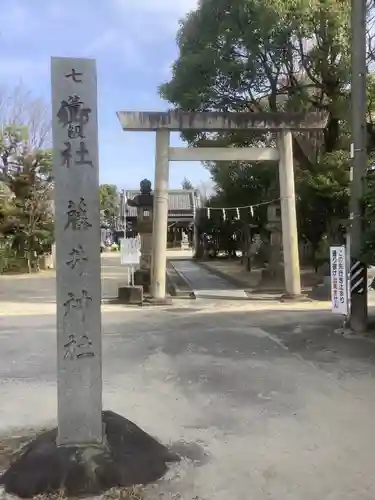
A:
51 57 103 445
127 179 154 292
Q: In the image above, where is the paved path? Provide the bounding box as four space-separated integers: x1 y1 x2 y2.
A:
2 254 375 498
1 302 375 499
0 253 128 314
171 259 248 299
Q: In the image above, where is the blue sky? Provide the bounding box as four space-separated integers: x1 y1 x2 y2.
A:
0 0 212 190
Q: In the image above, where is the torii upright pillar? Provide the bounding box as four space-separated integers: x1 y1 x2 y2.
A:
151 130 170 300
278 130 301 297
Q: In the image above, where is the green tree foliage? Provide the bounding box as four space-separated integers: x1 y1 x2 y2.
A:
181 177 194 190
0 104 53 273
362 73 375 262
160 0 370 257
99 184 119 228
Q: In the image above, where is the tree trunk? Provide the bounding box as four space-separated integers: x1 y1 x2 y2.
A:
27 250 32 273
27 236 34 273
243 225 252 272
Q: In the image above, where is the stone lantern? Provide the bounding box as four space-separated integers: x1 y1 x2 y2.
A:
127 179 154 292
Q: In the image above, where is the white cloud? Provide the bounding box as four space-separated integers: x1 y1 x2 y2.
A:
2 1 29 22
0 0 40 37
83 29 154 71
46 0 70 18
0 58 47 79
0 0 197 85
112 0 197 15
83 29 119 55
111 0 198 36
84 0 199 68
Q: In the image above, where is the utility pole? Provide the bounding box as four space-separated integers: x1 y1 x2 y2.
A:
119 189 126 230
349 0 368 332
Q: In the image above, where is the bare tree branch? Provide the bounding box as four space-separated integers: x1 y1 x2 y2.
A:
0 83 51 150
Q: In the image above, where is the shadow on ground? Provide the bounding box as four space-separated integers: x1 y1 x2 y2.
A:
1 301 375 498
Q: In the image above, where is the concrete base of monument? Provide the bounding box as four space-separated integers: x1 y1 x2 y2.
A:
261 265 285 284
134 268 151 294
310 275 331 300
144 296 173 306
0 411 179 498
280 292 311 302
118 285 143 305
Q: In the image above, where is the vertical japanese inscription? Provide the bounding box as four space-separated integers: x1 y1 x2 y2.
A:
64 334 94 359
57 66 95 361
63 290 92 321
57 94 93 165
65 197 92 231
66 244 88 275
331 249 338 310
65 68 83 82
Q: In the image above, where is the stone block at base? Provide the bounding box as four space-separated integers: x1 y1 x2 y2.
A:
39 253 54 270
310 275 331 300
144 296 172 306
134 268 151 293
261 265 284 279
0 411 179 498
118 285 143 304
280 292 311 302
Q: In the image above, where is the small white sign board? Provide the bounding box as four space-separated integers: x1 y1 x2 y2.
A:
181 232 190 250
120 237 141 266
120 237 141 285
330 246 348 315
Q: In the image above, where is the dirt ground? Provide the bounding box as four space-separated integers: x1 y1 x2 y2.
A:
0 254 375 499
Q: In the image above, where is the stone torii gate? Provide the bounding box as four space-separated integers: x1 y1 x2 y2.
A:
117 111 327 301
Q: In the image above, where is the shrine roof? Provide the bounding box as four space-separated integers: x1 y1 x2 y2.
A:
124 189 201 217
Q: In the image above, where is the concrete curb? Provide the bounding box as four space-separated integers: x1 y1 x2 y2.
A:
166 267 181 297
167 261 196 299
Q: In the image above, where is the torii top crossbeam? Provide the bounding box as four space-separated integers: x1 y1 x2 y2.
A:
116 110 328 132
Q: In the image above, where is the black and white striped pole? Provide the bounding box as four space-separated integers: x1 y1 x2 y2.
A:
350 259 367 295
